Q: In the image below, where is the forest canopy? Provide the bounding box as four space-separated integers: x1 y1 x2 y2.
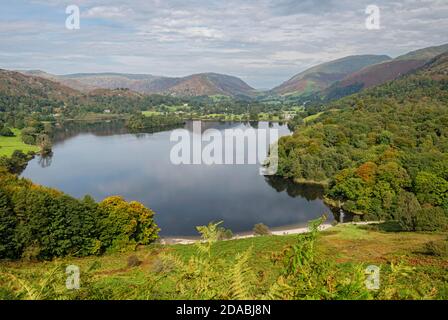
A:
276 53 448 224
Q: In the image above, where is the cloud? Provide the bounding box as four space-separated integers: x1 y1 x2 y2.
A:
1 0 448 88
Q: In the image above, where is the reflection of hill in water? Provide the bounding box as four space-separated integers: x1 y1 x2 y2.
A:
52 120 130 144
183 121 241 133
53 121 285 144
264 176 325 201
53 120 242 143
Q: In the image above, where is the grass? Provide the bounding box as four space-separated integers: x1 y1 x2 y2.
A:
0 129 39 157
1 224 446 300
318 224 447 265
303 109 341 123
303 112 324 122
142 111 163 116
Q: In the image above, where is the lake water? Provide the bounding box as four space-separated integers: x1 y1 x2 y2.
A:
21 121 333 236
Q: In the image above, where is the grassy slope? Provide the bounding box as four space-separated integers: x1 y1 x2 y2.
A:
303 109 340 123
1 224 446 299
0 129 39 157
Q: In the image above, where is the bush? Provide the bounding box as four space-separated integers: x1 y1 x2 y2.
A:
396 193 448 231
21 134 35 145
218 227 233 240
127 255 142 267
414 207 448 232
0 150 34 174
424 239 448 257
253 223 271 236
20 125 44 146
0 127 14 137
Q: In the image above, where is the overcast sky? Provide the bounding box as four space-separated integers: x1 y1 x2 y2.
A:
0 0 447 88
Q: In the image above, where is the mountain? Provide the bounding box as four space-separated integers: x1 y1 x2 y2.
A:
395 43 448 61
19 71 257 98
324 43 448 100
19 70 94 92
272 55 391 96
165 73 257 97
0 69 81 101
276 50 448 222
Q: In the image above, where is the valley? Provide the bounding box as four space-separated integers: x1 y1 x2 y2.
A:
1 42 448 301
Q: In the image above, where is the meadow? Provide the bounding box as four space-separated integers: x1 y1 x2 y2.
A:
0 129 39 157
1 223 446 300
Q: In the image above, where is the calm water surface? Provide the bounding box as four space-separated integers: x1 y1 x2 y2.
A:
21 121 332 236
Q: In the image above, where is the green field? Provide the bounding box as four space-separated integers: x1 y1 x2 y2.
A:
142 110 163 116
303 109 340 123
1 224 446 300
0 129 39 157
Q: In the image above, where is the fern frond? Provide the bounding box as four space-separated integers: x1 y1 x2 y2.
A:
229 248 256 300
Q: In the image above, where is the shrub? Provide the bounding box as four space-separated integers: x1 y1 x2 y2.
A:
218 227 233 240
127 255 142 267
162 221 257 300
268 217 372 300
414 207 448 232
21 134 35 145
396 192 448 231
0 150 34 174
424 239 448 257
0 127 14 137
253 223 271 236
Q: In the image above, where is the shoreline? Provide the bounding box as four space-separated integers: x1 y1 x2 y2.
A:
160 223 334 245
160 221 382 245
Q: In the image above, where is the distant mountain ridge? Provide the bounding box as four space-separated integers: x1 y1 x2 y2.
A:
14 43 448 100
19 70 257 98
0 69 81 101
324 43 448 100
272 55 391 96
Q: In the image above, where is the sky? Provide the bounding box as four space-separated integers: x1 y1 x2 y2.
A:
0 0 447 89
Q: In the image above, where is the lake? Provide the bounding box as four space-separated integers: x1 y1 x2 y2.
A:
21 120 333 236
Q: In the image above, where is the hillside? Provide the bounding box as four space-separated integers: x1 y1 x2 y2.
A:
166 73 257 97
325 43 448 100
0 69 81 101
272 55 391 96
19 71 257 98
276 51 448 220
1 223 446 300
0 69 174 118
19 70 93 92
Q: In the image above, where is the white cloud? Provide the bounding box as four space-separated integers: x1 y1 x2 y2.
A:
2 0 448 88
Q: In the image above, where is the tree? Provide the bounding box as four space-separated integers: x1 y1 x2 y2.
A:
414 207 448 232
0 150 34 174
0 127 14 137
253 223 271 236
36 134 52 156
395 191 421 231
0 189 18 258
414 172 448 209
99 196 159 252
